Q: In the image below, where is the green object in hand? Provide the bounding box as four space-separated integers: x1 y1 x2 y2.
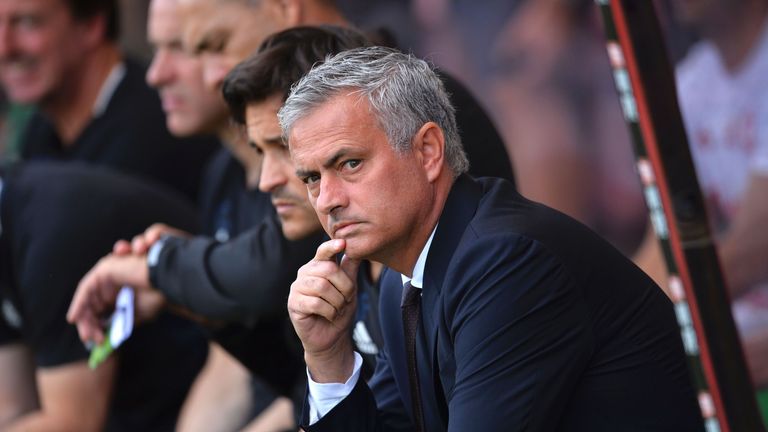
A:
86 286 135 369
88 336 114 369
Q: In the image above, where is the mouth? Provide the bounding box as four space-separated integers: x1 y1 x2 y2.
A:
272 199 296 216
0 59 37 80
331 221 361 238
160 93 184 113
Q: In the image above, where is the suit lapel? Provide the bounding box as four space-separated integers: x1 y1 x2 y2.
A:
378 176 484 429
419 175 483 429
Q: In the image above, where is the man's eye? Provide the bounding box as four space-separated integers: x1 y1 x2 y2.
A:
196 33 228 55
343 160 361 170
248 142 263 154
303 174 320 185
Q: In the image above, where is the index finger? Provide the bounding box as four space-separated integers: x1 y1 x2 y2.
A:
313 239 346 262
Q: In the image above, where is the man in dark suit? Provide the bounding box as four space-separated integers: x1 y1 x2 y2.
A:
283 46 705 431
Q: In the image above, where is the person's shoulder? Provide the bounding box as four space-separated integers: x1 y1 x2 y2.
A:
108 56 165 117
443 179 560 269
454 176 627 276
467 177 574 239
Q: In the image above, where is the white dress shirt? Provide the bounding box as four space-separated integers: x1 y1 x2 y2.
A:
307 228 437 424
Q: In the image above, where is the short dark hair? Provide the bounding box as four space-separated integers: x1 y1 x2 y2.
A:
66 0 120 41
222 25 371 125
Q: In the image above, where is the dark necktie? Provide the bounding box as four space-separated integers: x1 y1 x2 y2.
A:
401 281 425 432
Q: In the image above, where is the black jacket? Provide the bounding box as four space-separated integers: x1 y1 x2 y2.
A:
304 176 704 432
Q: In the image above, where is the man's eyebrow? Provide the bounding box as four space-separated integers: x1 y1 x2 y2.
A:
322 149 350 170
255 136 284 150
295 168 317 179
294 147 355 178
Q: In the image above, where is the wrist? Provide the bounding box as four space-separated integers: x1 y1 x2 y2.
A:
146 236 169 290
305 338 356 384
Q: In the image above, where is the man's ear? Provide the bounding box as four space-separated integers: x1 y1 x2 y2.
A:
264 0 303 27
412 122 446 182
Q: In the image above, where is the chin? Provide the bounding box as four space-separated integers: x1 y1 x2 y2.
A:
4 85 43 104
341 237 378 261
166 120 193 137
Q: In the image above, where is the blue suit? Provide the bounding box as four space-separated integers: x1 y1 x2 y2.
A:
304 175 704 431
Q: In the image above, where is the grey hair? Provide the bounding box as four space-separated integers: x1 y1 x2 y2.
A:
278 46 469 176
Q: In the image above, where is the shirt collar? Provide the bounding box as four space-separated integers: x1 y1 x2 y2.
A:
92 62 126 117
400 225 437 289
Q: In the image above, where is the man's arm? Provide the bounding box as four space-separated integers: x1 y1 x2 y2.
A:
302 235 593 431
68 254 165 344
152 216 323 323
0 343 39 427
70 214 323 339
5 358 116 432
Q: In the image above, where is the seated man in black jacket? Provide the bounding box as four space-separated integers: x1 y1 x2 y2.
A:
0 162 207 432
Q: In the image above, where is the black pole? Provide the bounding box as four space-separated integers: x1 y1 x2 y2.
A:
595 0 764 430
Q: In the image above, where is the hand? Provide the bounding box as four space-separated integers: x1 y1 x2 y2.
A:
67 254 166 344
112 223 191 256
287 239 361 383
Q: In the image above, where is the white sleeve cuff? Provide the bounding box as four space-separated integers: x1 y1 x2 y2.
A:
306 352 363 425
146 236 168 267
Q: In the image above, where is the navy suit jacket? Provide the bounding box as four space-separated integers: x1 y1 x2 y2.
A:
304 175 704 431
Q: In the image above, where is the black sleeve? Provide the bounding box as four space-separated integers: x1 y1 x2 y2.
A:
4 162 201 368
210 321 304 396
302 377 385 432
151 216 325 324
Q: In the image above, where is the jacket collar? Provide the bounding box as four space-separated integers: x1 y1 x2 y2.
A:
422 174 482 294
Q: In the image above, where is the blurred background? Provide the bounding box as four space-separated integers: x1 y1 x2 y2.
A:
2 0 700 255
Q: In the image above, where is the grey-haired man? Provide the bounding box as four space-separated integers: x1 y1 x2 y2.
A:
284 46 704 431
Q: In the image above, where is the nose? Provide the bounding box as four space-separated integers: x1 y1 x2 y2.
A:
146 49 174 88
258 153 287 194
314 175 346 216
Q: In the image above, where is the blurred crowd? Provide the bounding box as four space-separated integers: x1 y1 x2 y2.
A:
0 0 766 430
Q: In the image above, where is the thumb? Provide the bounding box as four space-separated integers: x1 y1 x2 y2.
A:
340 254 361 281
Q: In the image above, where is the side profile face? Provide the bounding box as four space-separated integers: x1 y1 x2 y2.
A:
0 0 91 104
288 93 434 262
245 94 321 240
180 0 282 91
146 0 228 136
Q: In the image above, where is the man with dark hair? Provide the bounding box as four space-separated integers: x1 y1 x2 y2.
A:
0 0 216 202
0 162 208 432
